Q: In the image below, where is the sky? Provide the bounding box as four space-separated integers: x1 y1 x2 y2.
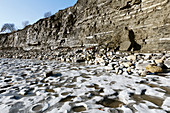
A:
0 0 77 29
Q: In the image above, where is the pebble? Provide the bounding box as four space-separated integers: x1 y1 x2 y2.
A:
76 59 86 63
45 71 62 78
126 55 136 61
154 56 165 64
144 54 152 60
140 70 147 76
164 60 170 68
127 68 131 73
18 89 28 95
122 62 132 68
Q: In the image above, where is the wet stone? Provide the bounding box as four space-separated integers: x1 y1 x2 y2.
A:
0 90 6 94
46 71 62 77
1 85 12 89
96 97 124 108
10 95 22 100
31 104 43 112
76 59 86 63
131 94 164 106
45 89 55 93
59 96 76 102
141 89 147 95
72 106 86 112
61 92 71 96
21 74 27 78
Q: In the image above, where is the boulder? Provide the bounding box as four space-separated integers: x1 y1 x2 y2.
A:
136 62 150 70
119 41 131 51
145 64 163 73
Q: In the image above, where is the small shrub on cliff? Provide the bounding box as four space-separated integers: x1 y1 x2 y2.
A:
22 21 29 28
0 23 16 33
44 11 52 18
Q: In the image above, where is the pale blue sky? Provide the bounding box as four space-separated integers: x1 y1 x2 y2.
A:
0 0 77 29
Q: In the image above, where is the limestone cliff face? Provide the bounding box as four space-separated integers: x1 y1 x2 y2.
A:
0 0 170 52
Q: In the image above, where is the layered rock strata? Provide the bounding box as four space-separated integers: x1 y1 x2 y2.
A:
0 0 170 52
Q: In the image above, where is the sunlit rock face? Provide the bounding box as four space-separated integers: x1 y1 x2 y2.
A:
0 0 170 52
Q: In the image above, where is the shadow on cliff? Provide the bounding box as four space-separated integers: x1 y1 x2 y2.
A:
125 27 141 51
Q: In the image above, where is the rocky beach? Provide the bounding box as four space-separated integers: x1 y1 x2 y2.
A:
0 0 170 112
0 48 170 113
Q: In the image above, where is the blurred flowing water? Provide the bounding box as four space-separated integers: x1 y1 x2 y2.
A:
0 58 170 113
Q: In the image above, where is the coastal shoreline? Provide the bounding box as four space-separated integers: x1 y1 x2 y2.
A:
0 48 170 112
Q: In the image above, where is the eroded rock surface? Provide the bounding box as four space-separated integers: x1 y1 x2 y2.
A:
0 0 170 52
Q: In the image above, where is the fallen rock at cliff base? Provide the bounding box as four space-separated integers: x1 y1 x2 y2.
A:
119 41 131 51
145 64 163 73
136 62 150 70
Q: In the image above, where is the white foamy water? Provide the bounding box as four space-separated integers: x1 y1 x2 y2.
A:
0 58 170 113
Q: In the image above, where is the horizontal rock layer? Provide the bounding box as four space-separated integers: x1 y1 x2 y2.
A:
0 0 170 52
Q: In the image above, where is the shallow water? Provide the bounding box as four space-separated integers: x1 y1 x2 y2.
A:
0 58 170 113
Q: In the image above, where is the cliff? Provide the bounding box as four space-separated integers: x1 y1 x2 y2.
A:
0 0 170 52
